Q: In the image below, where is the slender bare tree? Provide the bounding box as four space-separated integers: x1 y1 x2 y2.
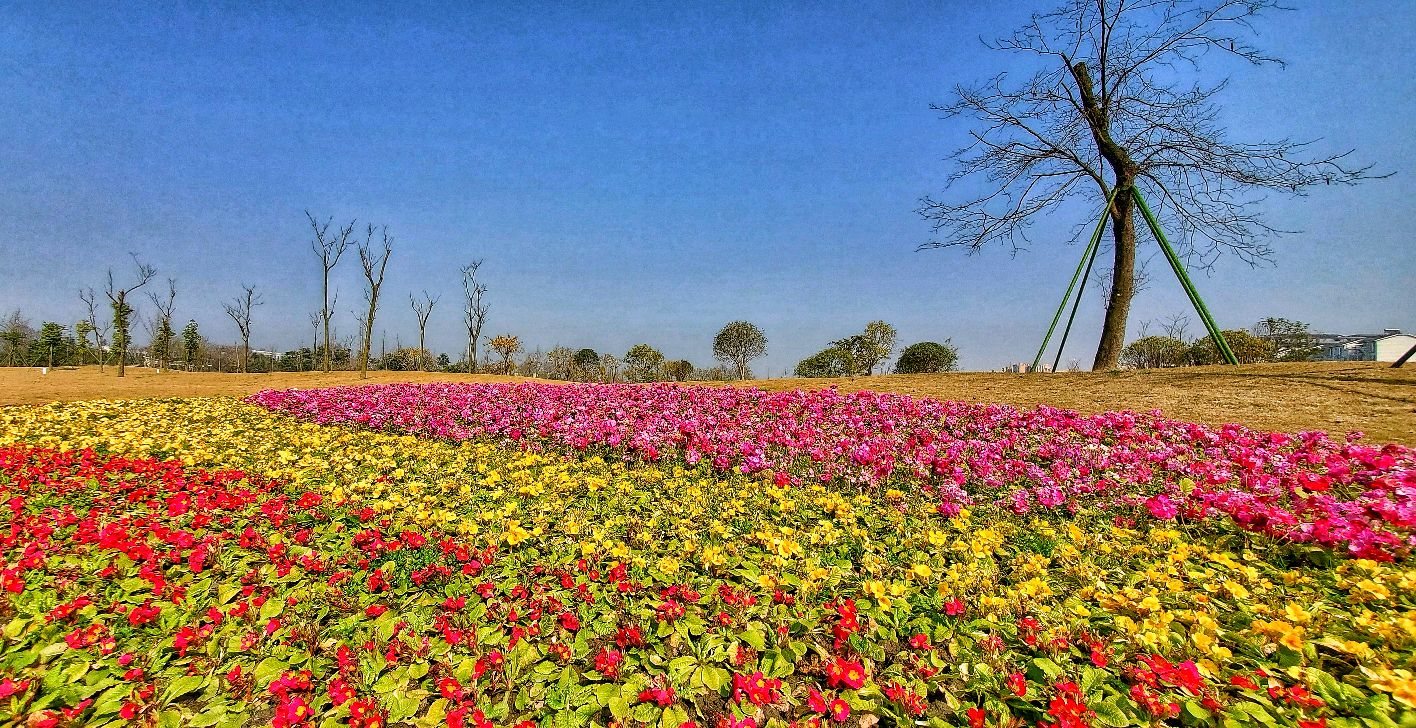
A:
79 288 111 371
223 284 263 374
460 260 489 374
356 225 393 378
308 211 356 373
105 254 156 377
409 291 440 371
146 278 177 372
917 0 1381 369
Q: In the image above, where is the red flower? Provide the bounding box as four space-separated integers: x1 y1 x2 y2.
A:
1006 672 1027 697
909 633 931 650
128 601 161 626
966 707 986 728
826 657 865 690
438 676 464 702
328 677 355 707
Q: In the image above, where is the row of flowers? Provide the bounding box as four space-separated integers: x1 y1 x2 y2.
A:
0 397 1413 727
246 383 1416 560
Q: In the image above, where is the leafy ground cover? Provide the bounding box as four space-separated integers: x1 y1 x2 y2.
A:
0 391 1412 728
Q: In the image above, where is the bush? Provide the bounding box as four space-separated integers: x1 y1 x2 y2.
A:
1188 329 1275 365
662 360 693 382
893 341 959 374
795 347 852 378
1120 336 1188 369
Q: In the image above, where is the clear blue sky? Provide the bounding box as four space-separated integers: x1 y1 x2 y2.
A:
2 1 1412 373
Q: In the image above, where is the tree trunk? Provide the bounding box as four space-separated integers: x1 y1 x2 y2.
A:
1093 188 1137 370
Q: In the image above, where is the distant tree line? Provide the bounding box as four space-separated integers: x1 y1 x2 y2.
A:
1119 316 1322 369
794 320 960 377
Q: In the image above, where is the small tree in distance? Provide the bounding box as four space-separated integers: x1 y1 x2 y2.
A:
894 341 960 374
489 334 522 375
105 254 156 378
624 344 666 383
663 360 694 382
181 320 201 370
409 291 439 371
223 284 263 374
713 321 767 380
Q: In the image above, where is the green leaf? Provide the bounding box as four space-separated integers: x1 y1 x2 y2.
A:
163 675 208 704
741 629 767 651
662 705 689 728
253 657 288 687
1089 699 1131 728
259 598 285 621
1030 657 1063 680
387 691 421 723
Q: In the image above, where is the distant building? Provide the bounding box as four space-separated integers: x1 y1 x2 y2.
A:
1004 362 1052 373
1314 329 1414 362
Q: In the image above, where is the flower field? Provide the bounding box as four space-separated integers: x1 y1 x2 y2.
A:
0 384 1412 728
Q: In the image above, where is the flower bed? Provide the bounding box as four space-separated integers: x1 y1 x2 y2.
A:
0 397 1413 727
247 383 1416 560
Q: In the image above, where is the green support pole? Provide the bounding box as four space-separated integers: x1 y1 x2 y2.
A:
1131 189 1239 365
1052 228 1103 374
1031 192 1116 372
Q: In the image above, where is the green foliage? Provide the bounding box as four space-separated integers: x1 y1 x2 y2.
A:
110 299 135 366
181 321 201 368
662 359 693 382
624 344 666 383
378 347 436 372
795 347 852 378
893 340 959 374
1120 336 1189 369
1253 317 1320 362
712 321 767 380
1189 329 1275 365
572 348 601 380
33 322 73 367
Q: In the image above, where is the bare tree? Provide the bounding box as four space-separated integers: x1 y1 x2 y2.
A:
460 260 489 374
308 312 320 371
79 288 111 371
145 278 177 371
308 211 356 373
918 0 1381 370
223 284 263 374
409 291 439 371
105 254 156 377
356 226 393 378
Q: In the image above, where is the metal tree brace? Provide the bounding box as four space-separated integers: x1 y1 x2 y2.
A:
1031 188 1238 372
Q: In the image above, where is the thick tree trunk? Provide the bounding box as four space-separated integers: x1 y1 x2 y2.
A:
1093 189 1136 370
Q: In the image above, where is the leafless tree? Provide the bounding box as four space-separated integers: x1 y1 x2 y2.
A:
917 0 1381 369
308 312 320 371
223 284 263 374
460 260 489 374
145 278 177 371
105 254 156 377
355 225 393 378
409 291 440 371
1160 313 1191 342
308 211 356 373
79 288 112 370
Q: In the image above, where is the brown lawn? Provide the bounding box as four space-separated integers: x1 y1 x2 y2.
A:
2 362 1413 445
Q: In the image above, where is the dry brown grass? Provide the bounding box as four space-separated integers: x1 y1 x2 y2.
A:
0 367 530 406
2 362 1413 445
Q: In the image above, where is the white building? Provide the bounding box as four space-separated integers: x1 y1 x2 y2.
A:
1362 332 1416 363
1315 329 1414 362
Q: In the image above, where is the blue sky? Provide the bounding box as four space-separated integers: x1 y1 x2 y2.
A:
1 1 1412 374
